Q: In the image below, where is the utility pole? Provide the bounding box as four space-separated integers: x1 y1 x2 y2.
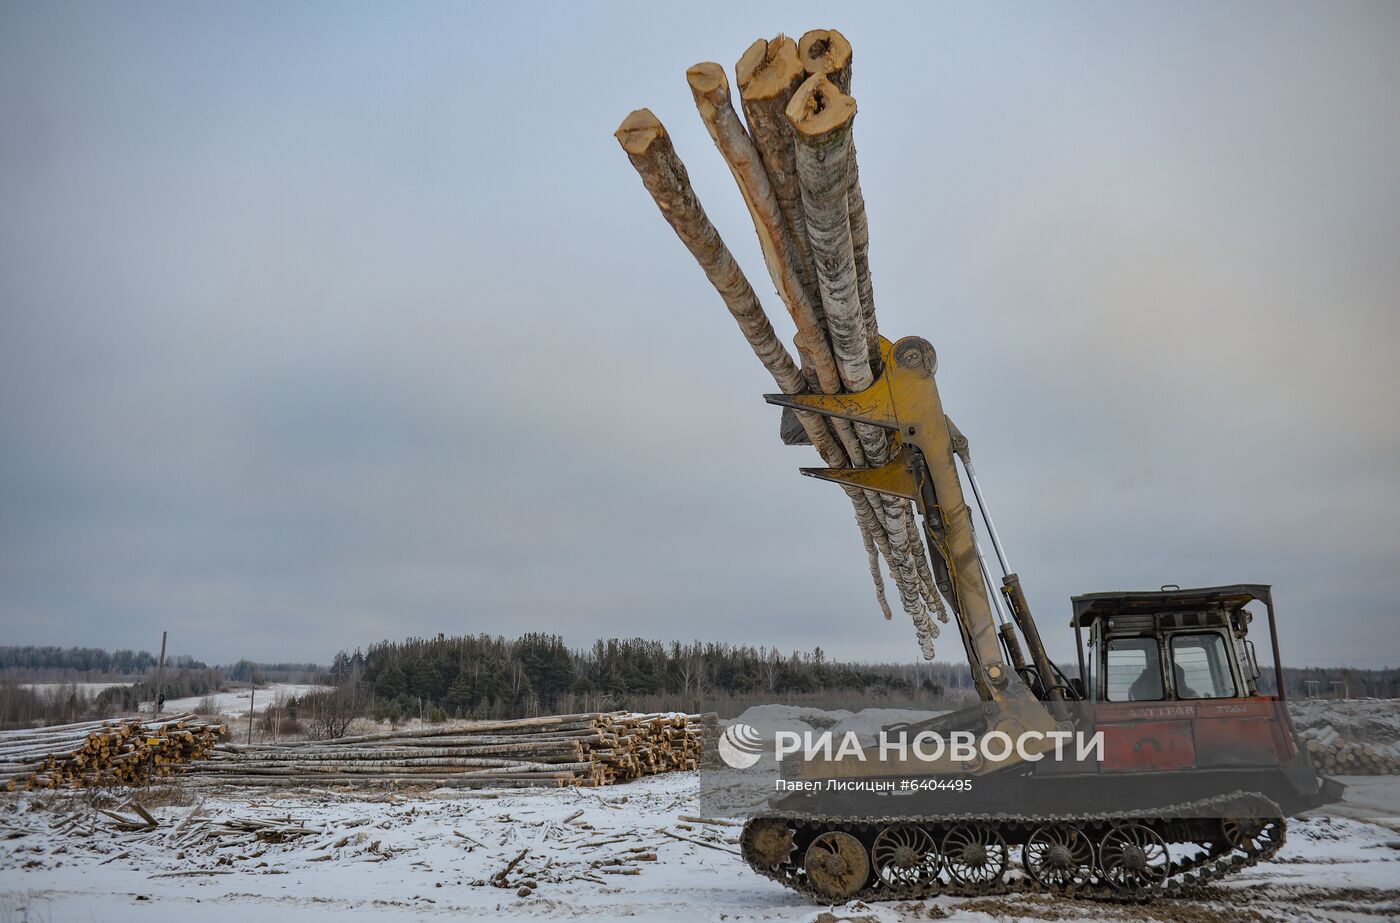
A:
247 681 256 745
152 630 168 719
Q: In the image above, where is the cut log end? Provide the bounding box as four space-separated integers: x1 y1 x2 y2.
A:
685 62 732 118
785 74 856 142
685 61 728 98
736 34 803 101
798 29 852 82
615 108 666 155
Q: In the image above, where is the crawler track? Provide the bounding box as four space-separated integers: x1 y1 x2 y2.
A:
740 791 1285 903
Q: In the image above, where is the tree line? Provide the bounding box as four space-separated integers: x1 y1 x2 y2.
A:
0 646 201 678
325 633 949 721
4 639 1396 733
323 634 1400 723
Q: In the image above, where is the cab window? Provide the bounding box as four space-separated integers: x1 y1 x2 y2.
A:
1169 633 1237 699
1105 637 1162 701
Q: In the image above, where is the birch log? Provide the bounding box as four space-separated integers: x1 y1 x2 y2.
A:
846 160 879 372
613 108 839 462
786 75 940 655
616 107 894 617
784 79 877 434
615 109 802 393
797 29 878 371
735 36 819 312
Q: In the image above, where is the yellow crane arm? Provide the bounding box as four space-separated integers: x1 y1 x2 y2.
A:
764 335 1058 732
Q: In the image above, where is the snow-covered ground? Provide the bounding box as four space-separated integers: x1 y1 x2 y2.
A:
2 773 1397 923
10 682 327 719
161 683 330 718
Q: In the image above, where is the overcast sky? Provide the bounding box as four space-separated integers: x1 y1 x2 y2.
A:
2 2 1398 671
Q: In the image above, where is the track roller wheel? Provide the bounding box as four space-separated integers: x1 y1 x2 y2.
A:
803 831 871 901
871 824 939 893
942 823 1007 886
743 818 794 868
1221 816 1283 854
1022 824 1094 889
1099 822 1170 893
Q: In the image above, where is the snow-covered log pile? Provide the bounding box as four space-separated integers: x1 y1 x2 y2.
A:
1300 727 1400 775
187 712 704 789
0 714 226 792
1290 699 1400 775
616 29 949 659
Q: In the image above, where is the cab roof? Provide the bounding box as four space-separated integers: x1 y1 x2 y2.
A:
1071 583 1270 628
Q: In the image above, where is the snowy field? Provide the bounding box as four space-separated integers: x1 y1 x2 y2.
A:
3 772 1398 923
161 683 331 718
14 683 327 718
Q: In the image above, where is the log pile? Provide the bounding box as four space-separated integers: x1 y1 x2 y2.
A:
1301 726 1400 775
0 714 225 792
617 29 949 658
185 712 704 789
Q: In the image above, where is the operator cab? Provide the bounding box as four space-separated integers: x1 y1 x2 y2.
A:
1072 585 1274 703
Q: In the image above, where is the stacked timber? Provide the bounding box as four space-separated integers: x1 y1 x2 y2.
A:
617 29 949 658
0 714 226 791
1301 727 1400 775
185 712 705 789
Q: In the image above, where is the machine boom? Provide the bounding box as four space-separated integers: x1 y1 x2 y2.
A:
766 335 1050 724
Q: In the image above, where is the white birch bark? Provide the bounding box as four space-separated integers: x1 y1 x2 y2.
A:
797 30 878 371
736 36 820 315
785 77 871 396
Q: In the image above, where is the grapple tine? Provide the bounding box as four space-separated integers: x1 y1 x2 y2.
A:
763 337 900 429
798 444 922 500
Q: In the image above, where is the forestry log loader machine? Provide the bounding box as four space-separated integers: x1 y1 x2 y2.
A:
738 334 1343 902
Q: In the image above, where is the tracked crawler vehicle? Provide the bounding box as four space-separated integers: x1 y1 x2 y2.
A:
738 335 1342 902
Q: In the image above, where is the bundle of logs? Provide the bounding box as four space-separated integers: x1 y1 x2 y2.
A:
0 714 225 792
1301 727 1400 775
616 29 948 658
186 712 704 789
